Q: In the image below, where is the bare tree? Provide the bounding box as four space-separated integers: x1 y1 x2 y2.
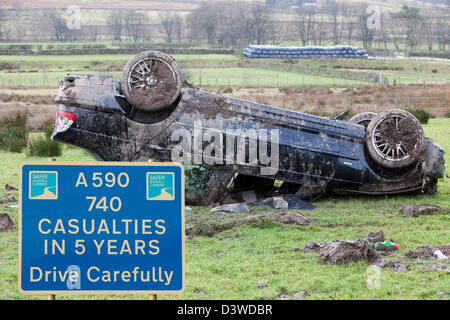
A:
355 4 374 49
294 6 315 45
107 11 123 41
315 13 326 46
160 13 174 43
342 2 357 45
435 14 448 50
124 10 148 42
0 9 8 40
266 14 286 45
0 8 25 41
216 2 248 46
173 15 183 43
325 1 344 45
50 13 70 42
247 4 269 45
422 9 435 51
86 24 100 42
187 2 217 44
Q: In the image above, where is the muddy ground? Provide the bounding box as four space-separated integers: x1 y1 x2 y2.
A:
0 92 55 131
214 83 450 118
185 211 310 238
0 213 15 232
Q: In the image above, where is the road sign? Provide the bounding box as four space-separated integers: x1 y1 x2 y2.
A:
19 162 185 294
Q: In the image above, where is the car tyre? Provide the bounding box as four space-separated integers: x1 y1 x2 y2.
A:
121 51 182 112
365 109 424 168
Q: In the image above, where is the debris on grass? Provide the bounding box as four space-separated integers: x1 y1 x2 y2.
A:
292 290 311 300
255 197 289 210
255 194 315 210
400 205 446 217
0 213 15 232
404 245 450 259
210 203 250 213
0 194 16 204
278 194 315 210
317 238 379 265
367 230 385 243
374 241 399 252
269 212 310 226
256 282 268 289
378 260 409 272
273 289 310 300
4 184 18 191
300 230 387 265
186 212 311 237
300 241 322 253
425 262 450 273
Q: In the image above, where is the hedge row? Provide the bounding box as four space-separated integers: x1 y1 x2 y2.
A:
0 46 234 55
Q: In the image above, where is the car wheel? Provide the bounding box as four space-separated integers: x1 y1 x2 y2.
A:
349 112 377 128
121 51 182 112
365 109 425 169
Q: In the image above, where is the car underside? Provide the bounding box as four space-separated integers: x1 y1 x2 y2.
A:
52 51 445 204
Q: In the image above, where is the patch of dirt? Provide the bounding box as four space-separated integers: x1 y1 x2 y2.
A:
0 213 15 232
400 205 447 217
425 262 450 273
0 62 18 71
367 230 385 243
317 239 379 265
256 282 268 288
300 241 322 253
300 230 385 265
270 212 310 226
0 93 54 104
0 103 55 132
5 184 18 191
404 245 450 259
0 194 16 204
379 260 409 272
186 212 310 237
215 84 450 118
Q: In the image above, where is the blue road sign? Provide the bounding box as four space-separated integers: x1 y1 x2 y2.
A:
19 162 185 294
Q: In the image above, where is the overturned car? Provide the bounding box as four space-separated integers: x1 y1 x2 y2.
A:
52 51 445 204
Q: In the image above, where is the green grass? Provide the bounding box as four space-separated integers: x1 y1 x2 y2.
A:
0 119 449 300
185 67 368 86
1 52 448 88
0 66 368 88
0 54 239 71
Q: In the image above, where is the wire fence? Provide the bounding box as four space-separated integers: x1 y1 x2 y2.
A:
1 70 449 88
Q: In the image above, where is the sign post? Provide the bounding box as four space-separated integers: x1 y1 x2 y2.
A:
19 161 185 296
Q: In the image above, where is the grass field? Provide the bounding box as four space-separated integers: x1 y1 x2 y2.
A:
0 54 369 87
0 119 448 300
2 52 449 88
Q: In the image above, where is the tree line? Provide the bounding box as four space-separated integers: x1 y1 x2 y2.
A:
0 1 448 51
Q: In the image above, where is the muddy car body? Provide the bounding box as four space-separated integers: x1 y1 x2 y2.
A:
52 52 445 203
